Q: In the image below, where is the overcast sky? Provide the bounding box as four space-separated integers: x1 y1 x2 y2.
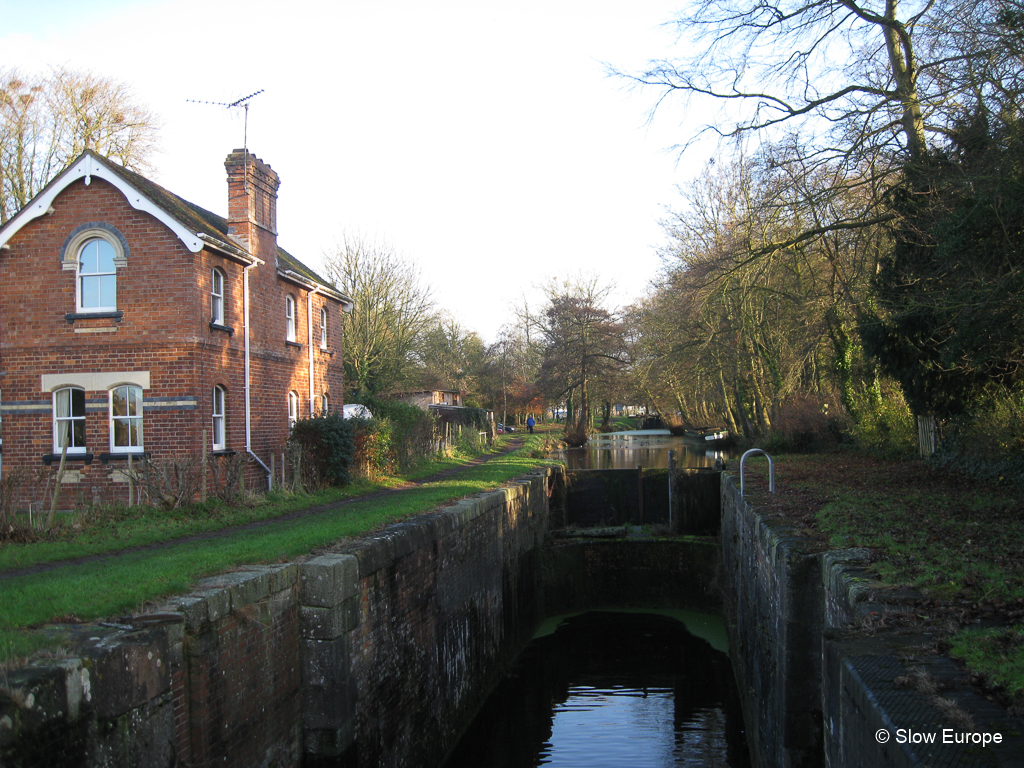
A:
3 0 707 343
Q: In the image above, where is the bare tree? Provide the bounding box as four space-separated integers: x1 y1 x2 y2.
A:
414 312 487 397
632 152 875 436
619 0 1024 255
534 276 627 438
628 1 957 160
1 66 159 222
322 233 436 398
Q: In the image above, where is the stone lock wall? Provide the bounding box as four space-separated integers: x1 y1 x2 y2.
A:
301 468 550 767
720 477 824 768
0 467 555 768
721 473 1024 768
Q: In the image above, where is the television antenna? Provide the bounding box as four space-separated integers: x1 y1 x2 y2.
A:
187 89 264 191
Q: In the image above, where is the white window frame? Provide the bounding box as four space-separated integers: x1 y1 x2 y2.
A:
77 237 118 312
286 295 296 341
320 307 328 349
288 391 299 427
320 393 329 414
212 385 226 451
53 387 87 454
211 268 225 325
109 384 144 453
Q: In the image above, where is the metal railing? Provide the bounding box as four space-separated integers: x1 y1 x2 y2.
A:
739 448 775 495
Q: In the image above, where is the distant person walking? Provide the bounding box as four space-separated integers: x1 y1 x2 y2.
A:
526 415 536 434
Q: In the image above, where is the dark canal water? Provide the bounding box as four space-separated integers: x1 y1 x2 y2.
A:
443 611 750 768
556 431 733 470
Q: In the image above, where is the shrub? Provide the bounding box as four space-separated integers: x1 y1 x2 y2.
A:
287 412 356 488
760 392 850 453
209 452 249 502
349 417 393 477
848 384 917 458
0 468 29 536
451 422 486 455
357 397 438 473
124 456 204 509
932 390 1024 485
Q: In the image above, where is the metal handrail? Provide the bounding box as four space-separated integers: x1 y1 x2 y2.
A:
740 449 775 495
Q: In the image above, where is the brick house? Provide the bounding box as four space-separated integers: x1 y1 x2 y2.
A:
0 149 352 506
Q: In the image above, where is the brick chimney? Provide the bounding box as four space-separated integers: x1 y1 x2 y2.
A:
225 149 280 254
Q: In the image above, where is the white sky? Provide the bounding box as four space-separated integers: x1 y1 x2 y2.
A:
2 0 707 343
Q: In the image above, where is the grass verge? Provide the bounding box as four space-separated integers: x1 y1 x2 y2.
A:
948 627 1024 706
0 436 556 664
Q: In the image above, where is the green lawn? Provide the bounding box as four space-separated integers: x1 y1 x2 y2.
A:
0 436 557 663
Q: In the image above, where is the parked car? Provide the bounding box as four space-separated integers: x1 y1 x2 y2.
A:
497 423 515 433
342 403 373 420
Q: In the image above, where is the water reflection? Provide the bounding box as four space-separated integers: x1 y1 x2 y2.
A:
443 611 750 768
555 431 732 470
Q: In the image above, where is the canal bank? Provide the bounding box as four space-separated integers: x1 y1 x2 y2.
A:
720 473 1024 767
3 461 1023 766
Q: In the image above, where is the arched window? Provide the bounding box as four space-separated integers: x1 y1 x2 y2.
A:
211 268 225 325
53 387 86 453
288 391 299 427
110 384 143 452
285 295 296 341
212 386 226 450
78 237 117 312
320 306 328 349
61 225 127 314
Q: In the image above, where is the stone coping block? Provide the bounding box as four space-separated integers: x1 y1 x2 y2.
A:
0 616 183 737
79 625 174 720
156 567 292 632
237 562 299 595
300 554 359 608
825 635 1024 767
332 479 543 579
194 569 271 607
1 659 90 734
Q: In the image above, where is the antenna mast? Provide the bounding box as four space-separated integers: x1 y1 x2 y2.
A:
187 89 265 191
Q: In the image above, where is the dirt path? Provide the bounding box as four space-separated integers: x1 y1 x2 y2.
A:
0 437 525 582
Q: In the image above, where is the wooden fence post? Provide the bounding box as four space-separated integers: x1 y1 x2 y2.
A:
917 415 938 458
47 436 70 529
201 429 208 502
637 465 644 525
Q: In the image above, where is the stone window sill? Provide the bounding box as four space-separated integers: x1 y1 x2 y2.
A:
285 340 303 349
66 311 124 323
42 452 93 465
209 322 235 336
98 452 150 464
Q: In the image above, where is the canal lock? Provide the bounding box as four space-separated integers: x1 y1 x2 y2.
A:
442 432 751 767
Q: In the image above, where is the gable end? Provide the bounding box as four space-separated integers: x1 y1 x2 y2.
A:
0 153 204 253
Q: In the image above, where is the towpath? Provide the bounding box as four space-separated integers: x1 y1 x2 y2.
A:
0 437 525 582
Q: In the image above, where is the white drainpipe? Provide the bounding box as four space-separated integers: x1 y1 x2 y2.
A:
243 262 272 489
308 288 319 416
